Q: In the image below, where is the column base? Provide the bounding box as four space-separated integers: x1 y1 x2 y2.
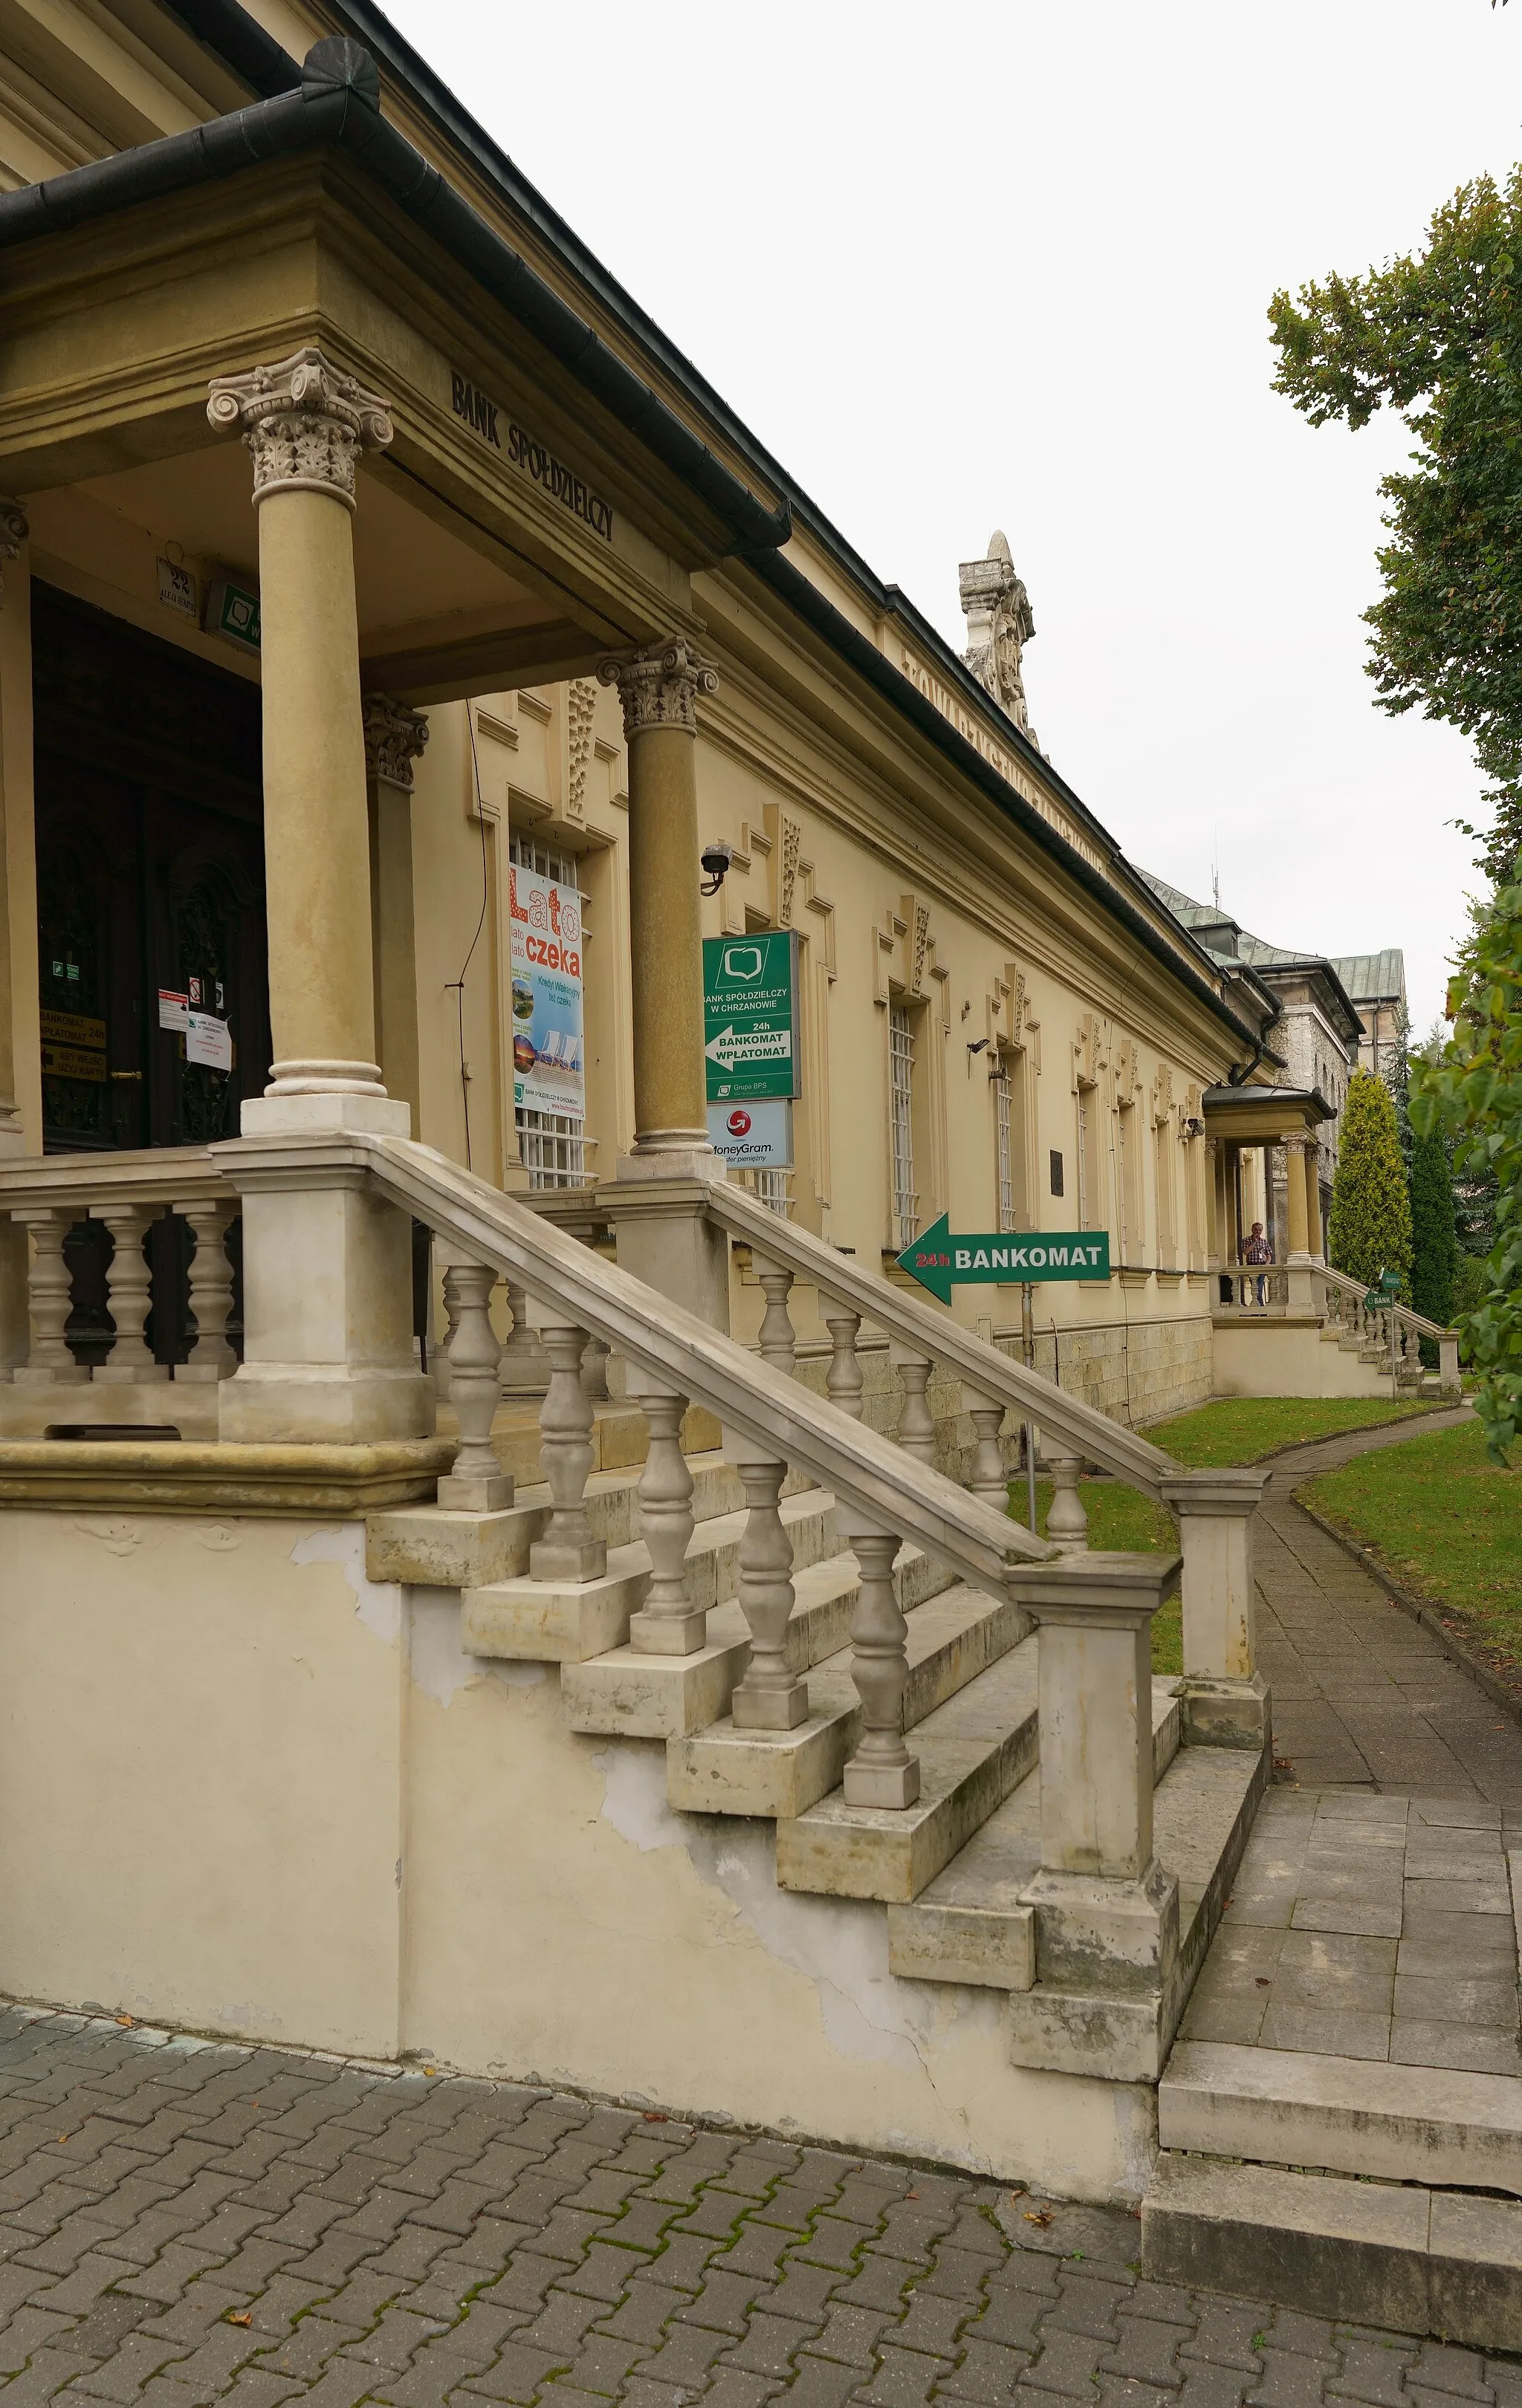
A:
218 1363 434 1444
843 1754 921 1808
1022 1856 1179 1993
437 1470 514 1512
628 1604 709 1655
528 1534 608 1583
731 1675 809 1730
1180 1671 1271 1750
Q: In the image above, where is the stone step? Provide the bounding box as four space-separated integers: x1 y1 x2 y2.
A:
560 1541 956 1739
1141 2151 1522 2350
773 1638 1042 1906
461 1487 845 1664
368 1451 803 1591
885 1678 1182 1985
1159 2038 1522 2197
667 1583 1029 1823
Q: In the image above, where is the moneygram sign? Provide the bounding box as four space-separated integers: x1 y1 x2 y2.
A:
702 931 800 1103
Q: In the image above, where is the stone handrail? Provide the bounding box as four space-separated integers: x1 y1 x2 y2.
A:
1319 1262 1456 1346
0 1144 231 1212
705 1176 1179 1502
236 1126 1055 1598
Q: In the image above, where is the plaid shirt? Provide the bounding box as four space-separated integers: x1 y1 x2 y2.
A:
1242 1233 1274 1265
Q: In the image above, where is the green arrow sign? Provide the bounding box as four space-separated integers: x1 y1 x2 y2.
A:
898 1215 1111 1305
703 931 800 1103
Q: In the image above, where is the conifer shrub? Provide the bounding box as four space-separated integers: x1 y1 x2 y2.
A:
1328 1067 1413 1295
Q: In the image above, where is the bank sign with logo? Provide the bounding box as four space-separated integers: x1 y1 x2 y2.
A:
510 863 585 1120
702 931 799 1103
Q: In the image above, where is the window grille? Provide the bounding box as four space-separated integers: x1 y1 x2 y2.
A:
752 1167 793 1217
889 1002 917 1247
509 832 589 1190
994 1066 1015 1233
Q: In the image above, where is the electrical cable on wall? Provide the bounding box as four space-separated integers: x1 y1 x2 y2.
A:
445 710 492 1172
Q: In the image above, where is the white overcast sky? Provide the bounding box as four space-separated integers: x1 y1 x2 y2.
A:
378 0 1522 1038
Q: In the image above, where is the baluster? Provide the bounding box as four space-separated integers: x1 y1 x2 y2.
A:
629 1383 702 1653
842 1523 919 1807
437 1259 512 1510
94 1207 169 1383
13 1210 88 1384
729 1453 809 1728
436 1262 464 1403
175 1198 236 1380
499 1278 549 1394
581 1334 612 1401
893 1349 936 1464
757 1262 797 1377
825 1308 864 1421
1046 1455 1089 1553
968 1395 1008 1506
529 1320 606 1580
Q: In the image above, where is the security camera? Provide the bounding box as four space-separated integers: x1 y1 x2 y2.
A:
699 838 736 896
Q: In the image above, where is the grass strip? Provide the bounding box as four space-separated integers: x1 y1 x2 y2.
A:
1142 1395 1434 1467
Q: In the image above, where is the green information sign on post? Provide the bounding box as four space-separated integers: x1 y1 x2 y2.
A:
898 1214 1110 1305
703 931 800 1103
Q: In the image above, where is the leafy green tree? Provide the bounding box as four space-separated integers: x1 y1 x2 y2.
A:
1269 169 1522 878
1408 1116 1458 1349
1411 883 1522 1458
1328 1067 1414 1294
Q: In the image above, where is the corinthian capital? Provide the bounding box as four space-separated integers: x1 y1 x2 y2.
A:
362 695 430 790
0 499 27 605
598 635 717 736
207 345 393 510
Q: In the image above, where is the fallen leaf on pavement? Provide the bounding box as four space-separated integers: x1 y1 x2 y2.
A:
227 2314 252 2329
1024 2209 1054 2227
643 2111 668 2123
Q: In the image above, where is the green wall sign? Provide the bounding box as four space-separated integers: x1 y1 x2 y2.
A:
703 931 799 1102
898 1215 1111 1304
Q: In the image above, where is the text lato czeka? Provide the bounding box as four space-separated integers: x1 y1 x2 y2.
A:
510 868 583 978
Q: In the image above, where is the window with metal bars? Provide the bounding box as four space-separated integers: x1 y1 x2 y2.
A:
889 1002 917 1247
752 1167 792 1217
508 833 589 1190
994 1066 1016 1233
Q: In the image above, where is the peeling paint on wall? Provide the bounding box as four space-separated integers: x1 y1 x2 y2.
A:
292 1524 401 1644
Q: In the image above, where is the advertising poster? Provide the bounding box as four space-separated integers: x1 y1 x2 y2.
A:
510 862 586 1120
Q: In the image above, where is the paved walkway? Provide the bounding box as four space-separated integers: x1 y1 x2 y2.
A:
0 2005 1515 2408
1253 1411 1522 1802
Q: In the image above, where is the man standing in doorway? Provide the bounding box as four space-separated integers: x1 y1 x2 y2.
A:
1242 1218 1274 1305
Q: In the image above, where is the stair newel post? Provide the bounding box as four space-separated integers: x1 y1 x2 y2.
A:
1007 1552 1182 2075
756 1261 797 1379
13 1210 88 1383
529 1319 606 1581
893 1343 936 1464
968 1394 1009 1506
174 1198 237 1380
1045 1456 1089 1552
437 1262 464 1403
728 1450 809 1730
824 1308 864 1421
437 1259 513 1511
93 1206 169 1383
840 1519 919 1807
1160 1467 1271 1747
629 1380 703 1655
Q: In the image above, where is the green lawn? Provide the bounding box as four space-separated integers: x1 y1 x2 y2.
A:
1143 1395 1434 1467
1014 1477 1182 1675
1301 1418 1522 1678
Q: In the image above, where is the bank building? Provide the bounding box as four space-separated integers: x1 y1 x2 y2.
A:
0 0 1455 2202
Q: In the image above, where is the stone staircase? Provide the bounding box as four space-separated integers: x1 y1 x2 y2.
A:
1143 2043 1522 2348
369 1441 1263 2079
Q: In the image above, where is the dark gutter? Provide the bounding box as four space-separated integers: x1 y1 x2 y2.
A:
0 39 791 559
746 547 1263 1054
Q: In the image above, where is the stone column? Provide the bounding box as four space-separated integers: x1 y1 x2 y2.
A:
207 347 429 1443
1304 1140 1325 1262
1204 1136 1220 1275
1160 1467 1271 1747
1283 1131 1313 1307
597 635 730 1328
363 695 428 1130
0 503 30 1374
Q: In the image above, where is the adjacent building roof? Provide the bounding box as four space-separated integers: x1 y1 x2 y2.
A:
1328 951 1406 1007
1139 871 1368 1049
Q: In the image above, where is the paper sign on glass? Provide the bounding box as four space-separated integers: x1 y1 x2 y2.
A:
186 1010 232 1071
158 990 190 1031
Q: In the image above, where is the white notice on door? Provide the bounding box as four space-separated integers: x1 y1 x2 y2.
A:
186 1010 232 1071
158 990 189 1031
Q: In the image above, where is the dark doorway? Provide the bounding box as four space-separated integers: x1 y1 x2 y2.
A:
31 583 269 1360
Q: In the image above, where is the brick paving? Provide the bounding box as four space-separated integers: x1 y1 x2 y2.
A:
0 2006 1515 2408
1254 1415 1522 1803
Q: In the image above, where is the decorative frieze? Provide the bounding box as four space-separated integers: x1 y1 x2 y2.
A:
598 635 717 737
207 345 394 510
362 695 430 790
